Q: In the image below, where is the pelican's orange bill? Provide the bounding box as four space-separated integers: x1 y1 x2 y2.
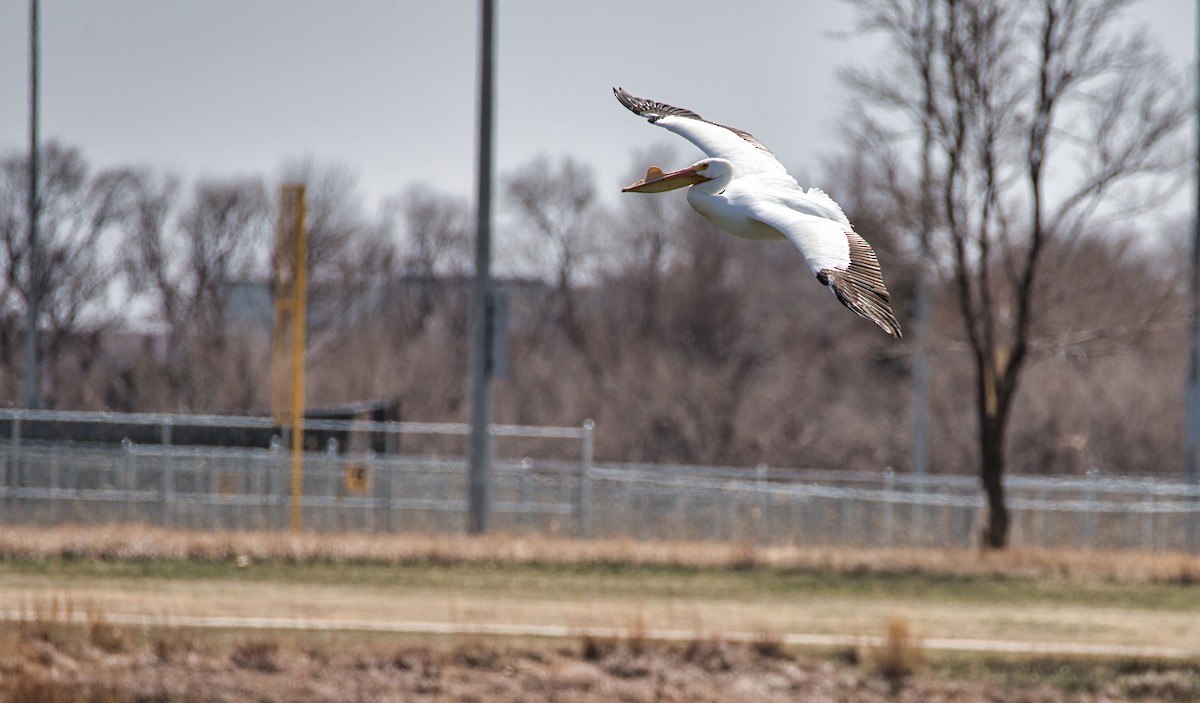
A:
622 164 708 193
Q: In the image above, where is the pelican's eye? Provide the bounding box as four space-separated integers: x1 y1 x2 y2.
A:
695 163 709 172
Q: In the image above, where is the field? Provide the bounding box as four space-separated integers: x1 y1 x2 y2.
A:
0 526 1198 701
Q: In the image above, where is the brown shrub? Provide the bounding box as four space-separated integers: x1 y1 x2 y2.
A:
868 614 922 685
85 605 125 654
230 639 281 673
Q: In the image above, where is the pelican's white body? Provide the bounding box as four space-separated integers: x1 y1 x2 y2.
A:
654 113 855 277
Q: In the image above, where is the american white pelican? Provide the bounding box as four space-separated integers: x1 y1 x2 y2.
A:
614 87 902 338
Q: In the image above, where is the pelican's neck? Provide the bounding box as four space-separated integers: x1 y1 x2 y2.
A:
688 168 731 199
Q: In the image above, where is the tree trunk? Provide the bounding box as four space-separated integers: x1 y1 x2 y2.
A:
979 412 1009 549
977 358 1011 550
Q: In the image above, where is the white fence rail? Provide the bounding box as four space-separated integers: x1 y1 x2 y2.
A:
0 410 1198 551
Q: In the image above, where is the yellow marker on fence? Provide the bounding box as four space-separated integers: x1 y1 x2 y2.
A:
344 464 370 494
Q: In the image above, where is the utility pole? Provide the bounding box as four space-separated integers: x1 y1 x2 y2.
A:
912 219 930 479
1187 0 1200 491
467 0 496 534
912 0 935 482
24 0 41 410
1186 0 1200 551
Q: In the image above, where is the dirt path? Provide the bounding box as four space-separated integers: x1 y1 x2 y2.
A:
1 565 1196 658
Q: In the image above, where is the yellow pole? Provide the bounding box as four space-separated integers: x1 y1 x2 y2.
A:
286 185 307 533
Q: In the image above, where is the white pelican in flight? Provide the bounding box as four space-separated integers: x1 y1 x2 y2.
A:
615 87 902 338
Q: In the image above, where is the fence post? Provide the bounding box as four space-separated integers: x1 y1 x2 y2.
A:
1139 484 1154 552
912 471 926 547
1030 488 1044 549
1083 468 1098 549
1188 480 1200 554
756 463 768 544
121 438 134 523
521 457 533 532
718 476 731 542
48 448 59 523
271 433 286 530
579 419 594 539
1190 487 1200 554
325 438 339 531
162 444 175 527
383 429 397 533
839 489 852 545
9 415 21 515
883 467 895 548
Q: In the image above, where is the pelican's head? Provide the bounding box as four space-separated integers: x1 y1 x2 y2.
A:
621 158 730 193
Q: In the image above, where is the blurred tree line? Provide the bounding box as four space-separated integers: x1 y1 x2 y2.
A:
0 1 1188 528
0 138 1187 480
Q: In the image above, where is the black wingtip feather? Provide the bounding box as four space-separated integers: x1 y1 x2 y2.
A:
612 87 704 123
820 231 903 339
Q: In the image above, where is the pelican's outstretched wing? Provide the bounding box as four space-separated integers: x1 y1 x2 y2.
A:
614 87 789 177
750 198 902 339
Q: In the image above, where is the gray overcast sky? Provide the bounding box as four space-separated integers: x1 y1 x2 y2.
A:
0 1 1193 214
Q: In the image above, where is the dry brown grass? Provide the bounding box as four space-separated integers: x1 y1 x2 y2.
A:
7 672 125 703
84 603 126 654
152 631 196 665
868 615 923 686
749 630 790 660
0 596 1195 702
578 612 651 662
2 523 1198 585
230 639 282 672
13 596 75 649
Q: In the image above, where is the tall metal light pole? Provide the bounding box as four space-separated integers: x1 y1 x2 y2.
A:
912 0 936 484
1186 0 1200 552
1187 0 1200 491
24 0 41 410
467 0 496 534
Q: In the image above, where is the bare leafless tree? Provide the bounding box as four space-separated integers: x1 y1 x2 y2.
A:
122 169 181 328
504 155 601 348
390 184 471 279
844 0 1190 547
124 174 270 409
276 158 367 284
604 145 690 339
0 142 132 406
179 178 270 335
377 184 472 333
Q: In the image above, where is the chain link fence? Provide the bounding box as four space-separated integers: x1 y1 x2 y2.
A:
1 410 1198 551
